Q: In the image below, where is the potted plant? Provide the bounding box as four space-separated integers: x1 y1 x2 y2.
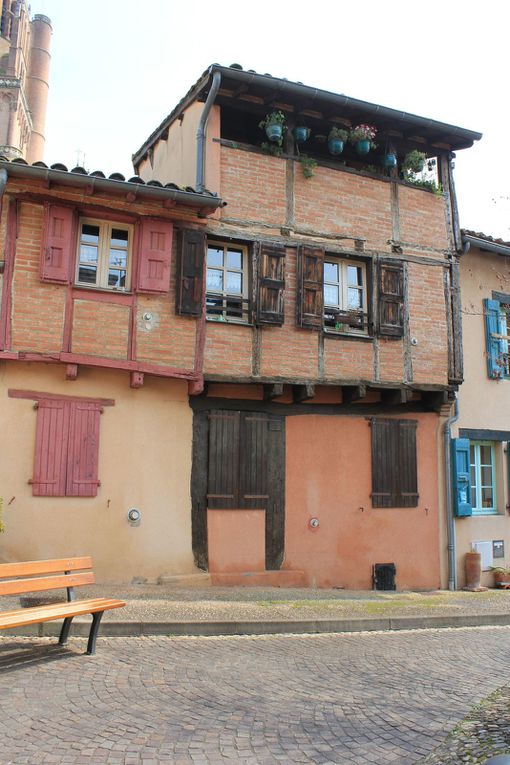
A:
489 565 510 587
349 124 377 155
382 153 397 168
402 149 426 175
300 154 317 179
328 127 348 156
293 124 310 144
259 110 286 143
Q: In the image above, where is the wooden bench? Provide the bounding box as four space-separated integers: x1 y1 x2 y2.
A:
0 557 125 654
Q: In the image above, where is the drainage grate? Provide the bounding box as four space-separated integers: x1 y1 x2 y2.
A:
373 563 396 591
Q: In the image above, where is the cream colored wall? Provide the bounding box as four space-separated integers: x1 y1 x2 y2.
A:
0 361 197 583
454 246 510 587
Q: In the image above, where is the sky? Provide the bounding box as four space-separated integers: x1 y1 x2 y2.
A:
35 0 510 240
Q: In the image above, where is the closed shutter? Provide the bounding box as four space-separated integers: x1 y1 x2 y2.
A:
296 245 324 329
40 204 75 284
484 298 503 378
31 399 70 496
66 402 101 497
371 418 418 508
451 438 472 517
378 260 404 337
239 414 270 507
136 219 173 293
176 229 206 316
256 243 285 325
207 411 240 508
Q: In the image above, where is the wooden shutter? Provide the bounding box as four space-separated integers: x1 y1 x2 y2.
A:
484 298 503 378
296 245 324 329
40 204 75 284
256 242 285 325
207 411 240 508
176 229 206 316
136 219 173 293
451 438 472 517
378 260 404 337
31 399 70 496
66 402 101 497
239 414 270 507
371 418 418 508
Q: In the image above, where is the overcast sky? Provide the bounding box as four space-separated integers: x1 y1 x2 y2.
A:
36 0 509 239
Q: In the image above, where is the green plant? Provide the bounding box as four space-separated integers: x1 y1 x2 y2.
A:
489 565 510 574
300 154 317 179
259 110 286 156
328 126 348 142
348 123 377 148
261 141 284 157
402 150 426 174
258 110 286 129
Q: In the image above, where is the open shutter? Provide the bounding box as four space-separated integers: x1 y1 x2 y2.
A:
66 402 101 497
40 204 75 284
31 399 70 496
451 438 472 517
256 243 285 325
484 298 503 378
137 219 173 293
176 229 206 316
207 411 240 508
371 418 418 508
296 245 324 329
378 260 404 337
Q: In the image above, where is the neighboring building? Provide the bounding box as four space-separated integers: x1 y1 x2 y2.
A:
452 231 510 588
0 0 51 162
0 64 482 588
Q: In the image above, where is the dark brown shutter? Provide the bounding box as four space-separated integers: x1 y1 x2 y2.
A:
296 245 324 329
207 411 240 508
176 229 206 316
378 260 404 337
256 242 285 325
371 418 418 508
239 414 270 507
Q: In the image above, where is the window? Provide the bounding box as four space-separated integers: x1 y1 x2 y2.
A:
76 218 132 291
206 241 249 322
324 258 367 334
470 441 497 514
484 297 510 379
371 418 418 508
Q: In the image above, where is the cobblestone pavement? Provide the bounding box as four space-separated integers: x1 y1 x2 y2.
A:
1 627 510 765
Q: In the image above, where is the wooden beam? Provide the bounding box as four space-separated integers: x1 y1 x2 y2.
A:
130 372 144 389
65 364 78 381
421 390 448 412
264 383 284 401
342 384 366 404
292 383 315 403
381 388 412 406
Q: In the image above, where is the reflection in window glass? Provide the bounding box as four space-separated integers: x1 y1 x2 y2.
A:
76 220 131 290
470 441 496 514
227 249 242 269
207 247 223 268
206 241 248 322
324 258 367 334
206 269 223 291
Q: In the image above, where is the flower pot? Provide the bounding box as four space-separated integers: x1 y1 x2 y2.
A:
493 570 510 586
383 153 397 168
265 123 283 143
355 139 371 155
293 126 309 143
464 551 483 591
328 138 344 156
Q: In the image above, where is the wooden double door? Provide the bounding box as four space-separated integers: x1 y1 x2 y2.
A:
191 409 285 571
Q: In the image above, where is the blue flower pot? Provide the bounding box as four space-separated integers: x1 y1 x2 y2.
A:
265 123 283 142
328 138 344 156
293 126 309 143
383 153 397 168
356 139 371 155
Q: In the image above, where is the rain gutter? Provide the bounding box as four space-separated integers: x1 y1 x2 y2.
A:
196 70 221 193
462 234 510 257
444 397 459 591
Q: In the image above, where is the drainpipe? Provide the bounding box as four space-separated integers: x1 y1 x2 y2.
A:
444 396 459 590
196 70 221 193
0 167 8 221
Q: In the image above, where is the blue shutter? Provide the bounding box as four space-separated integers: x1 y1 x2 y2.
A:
484 298 502 378
451 438 472 517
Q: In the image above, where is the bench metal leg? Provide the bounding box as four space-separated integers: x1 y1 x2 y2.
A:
86 611 104 655
59 617 74 646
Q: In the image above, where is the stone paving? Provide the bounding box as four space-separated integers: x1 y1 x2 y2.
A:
1 627 510 764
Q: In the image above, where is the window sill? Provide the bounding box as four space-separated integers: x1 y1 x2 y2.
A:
471 510 500 517
73 284 133 296
324 329 372 342
206 316 252 327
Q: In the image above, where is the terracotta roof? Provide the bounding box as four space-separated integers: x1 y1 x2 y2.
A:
0 157 224 209
132 63 483 167
461 229 510 249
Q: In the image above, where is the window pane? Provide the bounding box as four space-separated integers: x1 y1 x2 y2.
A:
479 445 492 465
471 487 476 507
108 269 126 288
206 294 223 316
481 466 493 486
81 224 99 243
80 245 98 263
482 487 494 507
207 247 223 267
470 445 475 463
109 249 127 268
347 265 363 286
206 268 223 291
324 262 338 283
324 284 339 306
470 465 476 486
78 265 97 284
347 288 362 310
226 271 242 294
226 249 242 269
111 229 128 247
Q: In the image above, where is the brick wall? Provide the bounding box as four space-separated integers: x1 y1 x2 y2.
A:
220 148 286 224
72 300 129 359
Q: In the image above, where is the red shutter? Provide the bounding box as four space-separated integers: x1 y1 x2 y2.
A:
176 229 206 316
40 204 75 284
31 399 70 496
296 245 324 329
66 402 101 497
136 219 173 293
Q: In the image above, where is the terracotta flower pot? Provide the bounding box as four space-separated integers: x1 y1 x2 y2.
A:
464 551 483 591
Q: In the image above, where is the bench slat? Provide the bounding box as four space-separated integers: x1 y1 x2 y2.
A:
0 571 95 596
0 557 93 578
0 598 125 629
0 597 115 620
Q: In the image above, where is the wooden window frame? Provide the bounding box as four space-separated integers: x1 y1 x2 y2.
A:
323 256 368 336
75 217 133 292
206 239 250 324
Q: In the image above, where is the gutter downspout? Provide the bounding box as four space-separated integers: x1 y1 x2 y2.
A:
196 70 221 193
444 396 459 590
